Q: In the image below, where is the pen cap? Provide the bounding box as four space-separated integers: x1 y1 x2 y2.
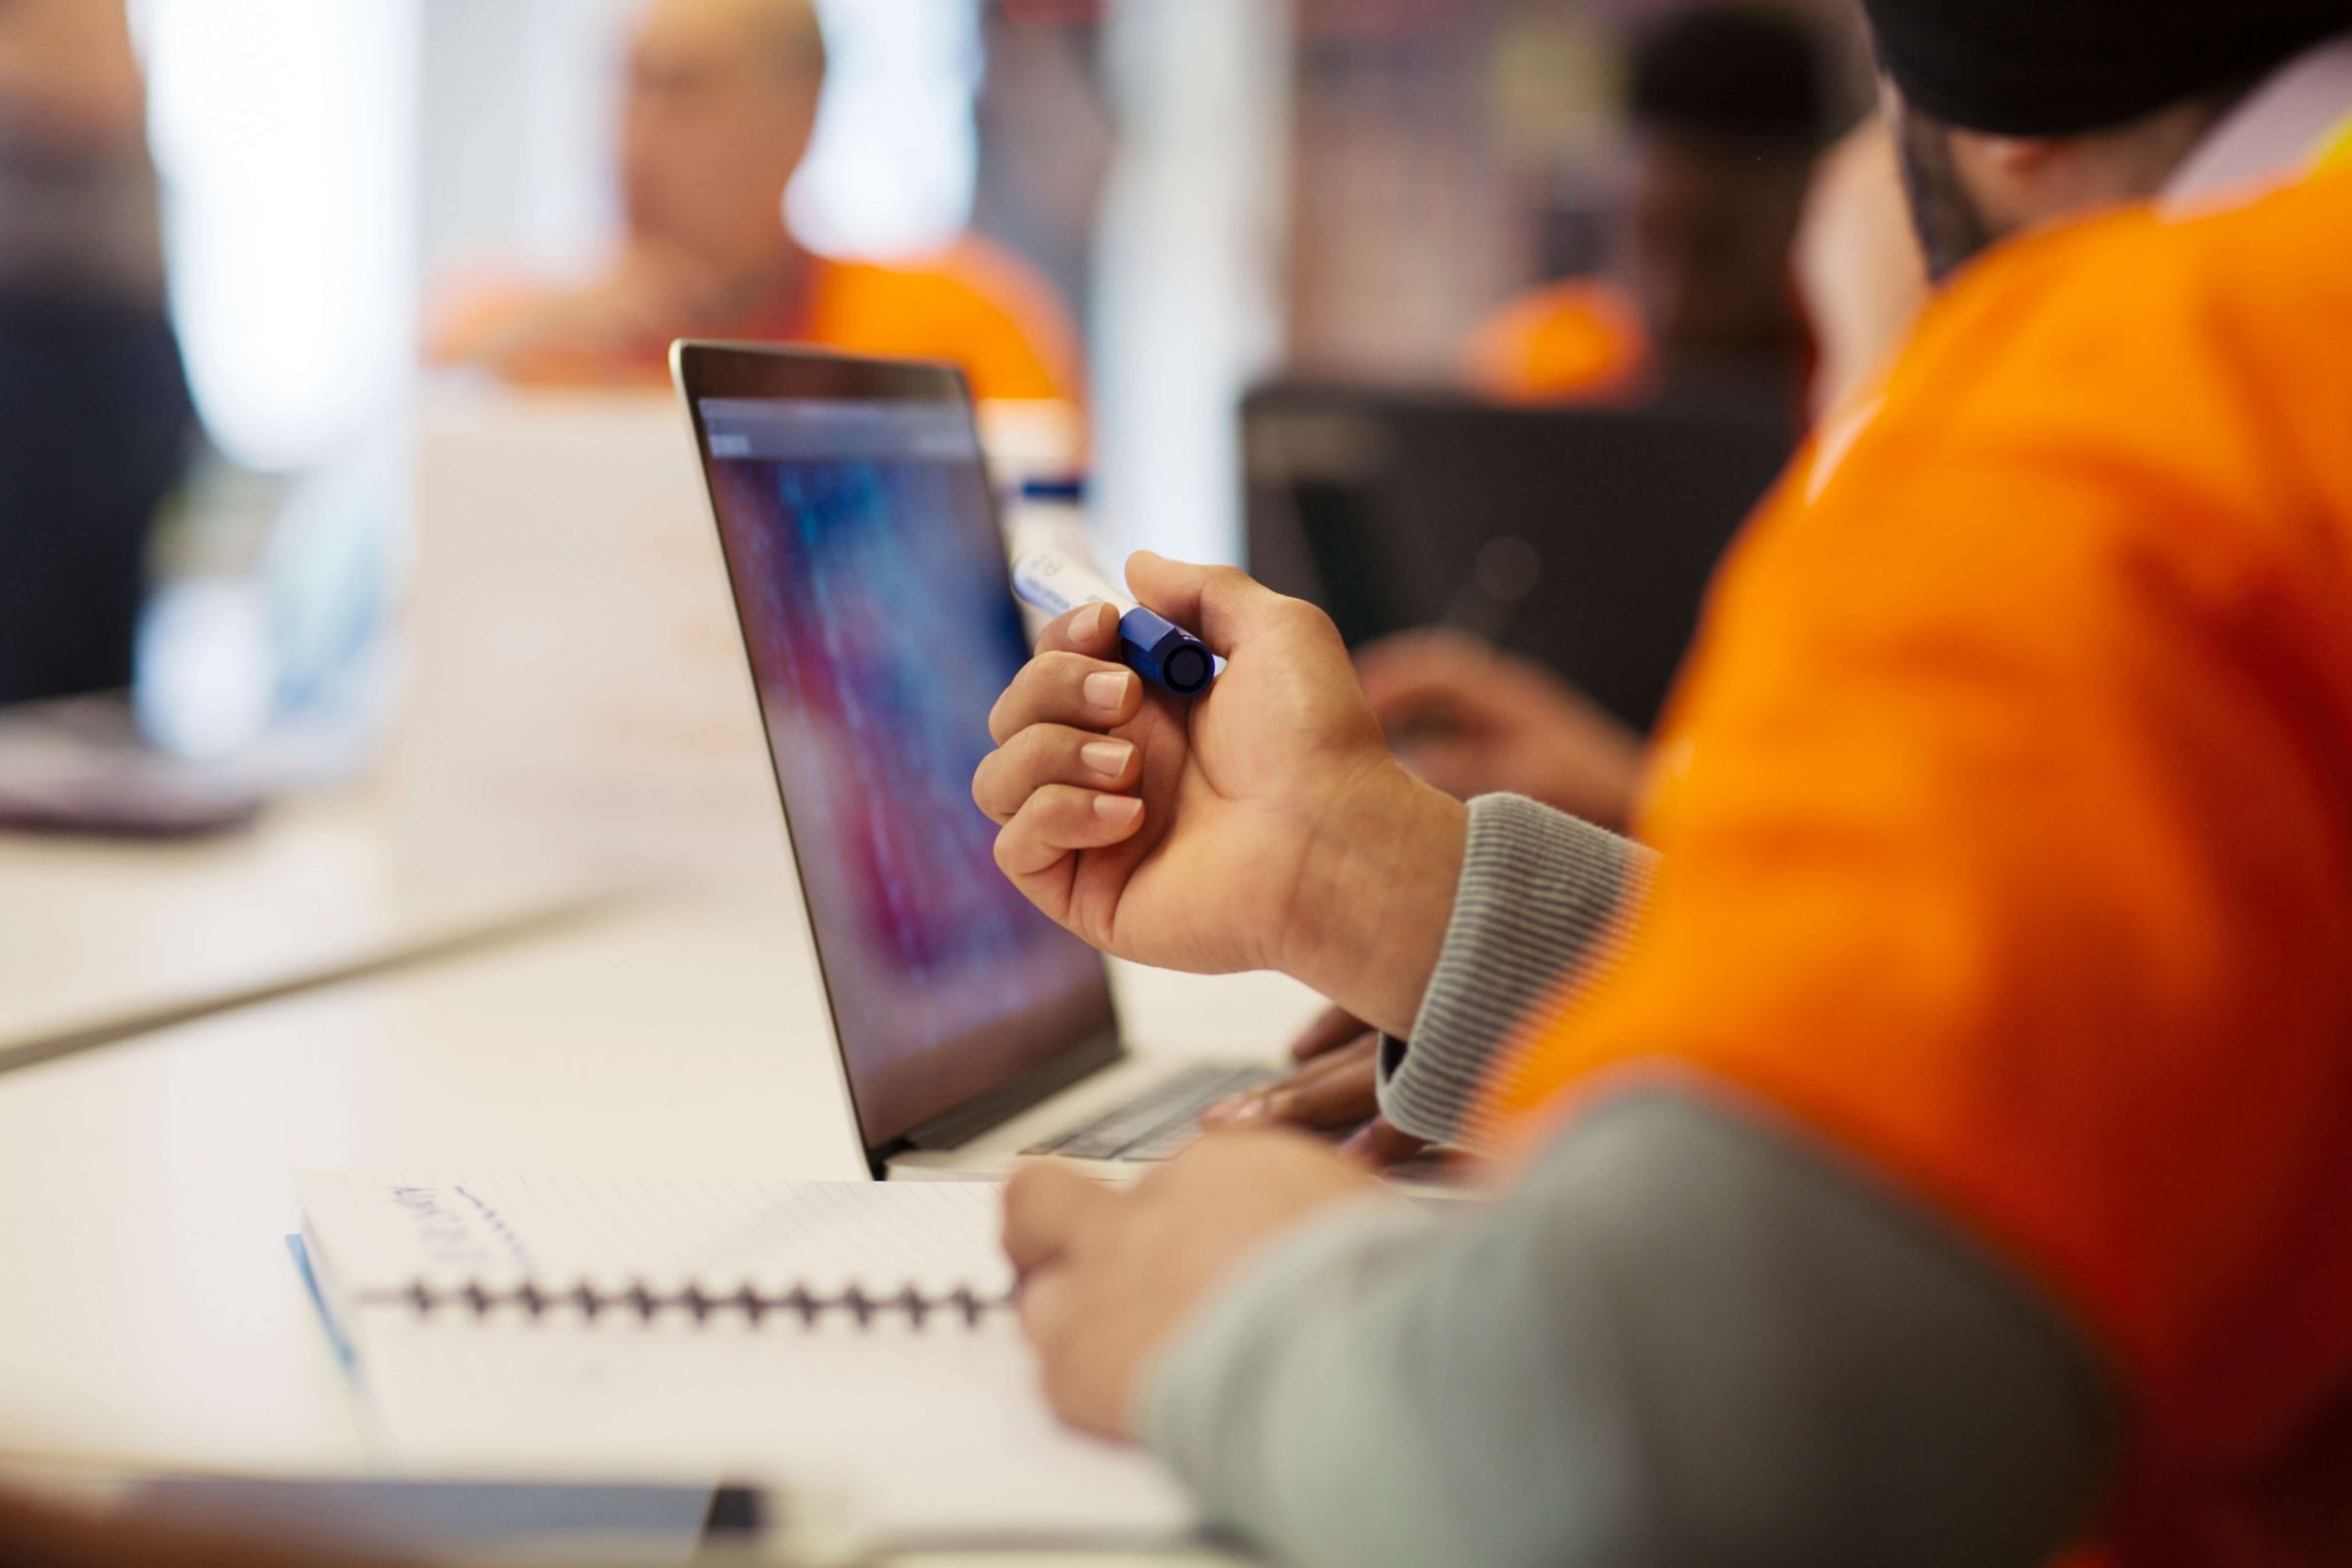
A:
1119 609 1217 697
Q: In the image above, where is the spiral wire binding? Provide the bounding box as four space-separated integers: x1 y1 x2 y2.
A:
358 1278 1016 1330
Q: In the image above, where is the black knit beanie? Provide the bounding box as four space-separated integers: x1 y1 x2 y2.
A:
1861 0 2352 135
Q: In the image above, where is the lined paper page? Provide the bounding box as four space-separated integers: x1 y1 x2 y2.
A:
293 1172 1194 1543
351 1310 1191 1542
295 1172 1011 1297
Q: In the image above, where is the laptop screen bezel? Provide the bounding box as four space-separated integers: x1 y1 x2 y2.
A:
671 340 1123 1169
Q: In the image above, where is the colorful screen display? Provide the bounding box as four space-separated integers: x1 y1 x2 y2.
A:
698 393 1116 1149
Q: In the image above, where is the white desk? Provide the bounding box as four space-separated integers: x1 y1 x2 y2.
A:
0 882 1319 1558
0 784 620 1074
0 390 798 1073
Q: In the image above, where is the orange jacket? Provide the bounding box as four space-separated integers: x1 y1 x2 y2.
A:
1488 165 2352 1563
432 235 1083 405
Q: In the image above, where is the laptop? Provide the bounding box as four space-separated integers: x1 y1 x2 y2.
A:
1243 382 1796 732
673 342 1275 1180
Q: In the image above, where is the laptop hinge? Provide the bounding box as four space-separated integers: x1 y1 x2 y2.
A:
894 1031 1126 1154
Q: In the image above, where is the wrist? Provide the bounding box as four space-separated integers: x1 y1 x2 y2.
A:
1279 762 1468 1037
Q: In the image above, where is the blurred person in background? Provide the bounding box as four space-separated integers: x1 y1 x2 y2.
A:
989 0 2352 1559
0 0 195 708
1341 3 1853 868
1354 625 1648 832
430 0 1083 405
1468 3 1836 409
1356 105 1934 849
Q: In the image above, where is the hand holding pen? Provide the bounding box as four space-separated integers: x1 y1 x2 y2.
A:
973 553 1468 1041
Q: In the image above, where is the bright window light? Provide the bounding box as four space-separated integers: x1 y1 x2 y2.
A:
790 0 980 258
137 0 420 472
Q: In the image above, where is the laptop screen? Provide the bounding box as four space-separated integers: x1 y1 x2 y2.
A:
692 377 1118 1153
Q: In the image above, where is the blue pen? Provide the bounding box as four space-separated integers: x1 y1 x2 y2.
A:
1010 547 1221 698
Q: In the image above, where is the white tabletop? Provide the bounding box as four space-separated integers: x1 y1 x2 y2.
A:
0 389 806 1072
0 881 1318 1559
0 783 617 1073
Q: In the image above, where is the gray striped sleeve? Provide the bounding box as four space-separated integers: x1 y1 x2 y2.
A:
1377 794 1658 1149
1145 1090 2112 1568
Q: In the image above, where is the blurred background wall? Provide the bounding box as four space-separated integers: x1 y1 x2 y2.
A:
128 0 1859 547
13 0 1867 778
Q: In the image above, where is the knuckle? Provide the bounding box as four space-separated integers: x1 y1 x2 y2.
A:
1281 596 1341 641
986 684 1025 743
1014 722 1063 766
986 728 1064 804
1004 1162 1047 1213
1036 649 1091 686
1052 782 1095 822
993 650 1103 742
1198 564 1258 610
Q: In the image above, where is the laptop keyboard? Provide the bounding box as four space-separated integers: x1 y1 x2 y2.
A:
1022 1062 1282 1162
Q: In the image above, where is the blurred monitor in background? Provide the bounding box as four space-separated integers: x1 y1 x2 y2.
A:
1244 385 1796 828
427 0 1083 406
0 0 196 709
1468 3 1836 414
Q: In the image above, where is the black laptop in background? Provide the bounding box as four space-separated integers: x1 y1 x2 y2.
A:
1242 384 1797 733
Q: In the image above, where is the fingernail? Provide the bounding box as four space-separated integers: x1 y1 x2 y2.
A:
1084 671 1133 711
1093 794 1143 824
1081 740 1132 777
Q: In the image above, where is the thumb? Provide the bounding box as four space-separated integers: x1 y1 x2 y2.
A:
1124 552 1298 654
1341 1117 1431 1169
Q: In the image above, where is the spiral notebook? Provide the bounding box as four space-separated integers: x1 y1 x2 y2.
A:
293 1172 1194 1545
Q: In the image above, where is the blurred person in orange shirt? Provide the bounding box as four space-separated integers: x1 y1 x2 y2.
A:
983 0 2352 1560
430 0 1082 405
1373 5 1860 860
1467 4 1836 409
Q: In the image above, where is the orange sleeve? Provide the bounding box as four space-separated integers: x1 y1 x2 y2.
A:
1485 199 2352 1460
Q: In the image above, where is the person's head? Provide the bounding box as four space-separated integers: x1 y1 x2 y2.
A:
1861 0 2351 279
621 0 827 274
1621 5 1835 362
